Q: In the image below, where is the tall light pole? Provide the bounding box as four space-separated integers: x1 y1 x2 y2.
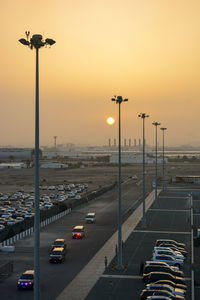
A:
160 127 167 191
19 32 55 300
138 113 149 227
111 95 128 269
152 121 160 208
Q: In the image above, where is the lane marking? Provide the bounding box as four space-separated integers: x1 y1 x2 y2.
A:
100 274 191 281
133 230 191 235
101 274 142 279
149 209 190 212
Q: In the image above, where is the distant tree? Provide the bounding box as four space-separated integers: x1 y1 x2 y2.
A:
9 155 14 162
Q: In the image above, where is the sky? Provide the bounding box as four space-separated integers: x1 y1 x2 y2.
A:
0 0 200 147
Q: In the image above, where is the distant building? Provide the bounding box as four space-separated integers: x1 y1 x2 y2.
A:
109 152 168 164
40 163 68 169
0 148 34 161
0 162 26 169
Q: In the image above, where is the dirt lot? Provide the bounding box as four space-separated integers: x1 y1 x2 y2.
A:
1 162 200 193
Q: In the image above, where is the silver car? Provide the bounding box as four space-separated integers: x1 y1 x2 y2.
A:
152 254 184 268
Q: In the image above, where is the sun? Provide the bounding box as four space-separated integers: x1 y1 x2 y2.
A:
106 117 115 125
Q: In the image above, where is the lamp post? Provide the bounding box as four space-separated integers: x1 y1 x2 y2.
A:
152 121 160 208
138 113 149 227
19 32 55 300
111 95 128 269
160 127 167 191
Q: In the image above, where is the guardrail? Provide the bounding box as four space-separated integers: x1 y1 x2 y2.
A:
0 208 71 248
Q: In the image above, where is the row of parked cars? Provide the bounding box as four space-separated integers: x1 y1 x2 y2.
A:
0 183 88 231
140 239 188 300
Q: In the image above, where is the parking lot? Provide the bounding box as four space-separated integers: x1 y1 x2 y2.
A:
85 189 192 300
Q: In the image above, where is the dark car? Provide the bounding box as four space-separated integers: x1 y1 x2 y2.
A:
143 272 186 287
17 270 34 290
155 240 186 249
51 239 67 251
49 247 66 263
72 225 85 239
143 265 184 278
158 244 187 257
154 280 187 291
140 289 184 299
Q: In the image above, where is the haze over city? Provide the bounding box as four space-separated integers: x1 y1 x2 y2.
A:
1 0 199 147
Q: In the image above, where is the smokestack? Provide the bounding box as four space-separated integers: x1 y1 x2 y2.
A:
139 138 141 147
128 139 131 147
108 138 111 147
114 138 116 147
134 139 136 147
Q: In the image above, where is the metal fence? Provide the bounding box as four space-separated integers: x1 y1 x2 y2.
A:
0 208 71 248
0 261 13 282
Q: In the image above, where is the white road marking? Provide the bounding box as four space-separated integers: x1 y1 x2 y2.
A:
133 230 190 235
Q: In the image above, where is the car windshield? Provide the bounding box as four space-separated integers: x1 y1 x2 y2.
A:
73 229 83 232
20 274 34 280
52 250 62 255
53 241 64 245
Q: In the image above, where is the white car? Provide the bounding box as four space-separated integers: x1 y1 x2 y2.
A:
75 195 81 200
0 224 5 230
44 203 53 208
7 218 17 226
57 185 64 191
153 247 184 260
24 213 34 218
48 186 55 190
152 254 184 268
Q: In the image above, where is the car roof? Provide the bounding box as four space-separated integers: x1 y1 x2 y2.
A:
52 247 64 251
87 212 95 215
54 239 65 242
73 225 84 229
24 270 34 275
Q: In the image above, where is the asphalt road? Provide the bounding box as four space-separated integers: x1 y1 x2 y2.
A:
0 172 155 300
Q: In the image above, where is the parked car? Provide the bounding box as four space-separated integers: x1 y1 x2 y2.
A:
0 224 5 231
140 289 184 299
158 244 187 257
143 272 186 287
153 247 184 260
152 255 184 268
143 264 184 278
145 283 186 297
153 280 187 291
144 261 179 272
155 240 186 249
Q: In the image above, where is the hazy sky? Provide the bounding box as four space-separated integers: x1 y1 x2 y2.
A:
1 0 199 147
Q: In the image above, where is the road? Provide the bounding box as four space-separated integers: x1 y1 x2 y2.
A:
0 172 155 300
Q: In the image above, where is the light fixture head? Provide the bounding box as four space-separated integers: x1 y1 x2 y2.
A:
19 38 30 46
45 38 56 46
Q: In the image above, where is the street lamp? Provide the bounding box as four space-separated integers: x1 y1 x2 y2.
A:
19 32 55 300
152 121 161 208
160 127 167 191
111 95 128 269
138 113 149 227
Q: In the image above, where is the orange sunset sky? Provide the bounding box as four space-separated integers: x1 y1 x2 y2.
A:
0 0 199 147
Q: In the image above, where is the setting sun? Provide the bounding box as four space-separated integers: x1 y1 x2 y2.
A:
106 117 115 125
